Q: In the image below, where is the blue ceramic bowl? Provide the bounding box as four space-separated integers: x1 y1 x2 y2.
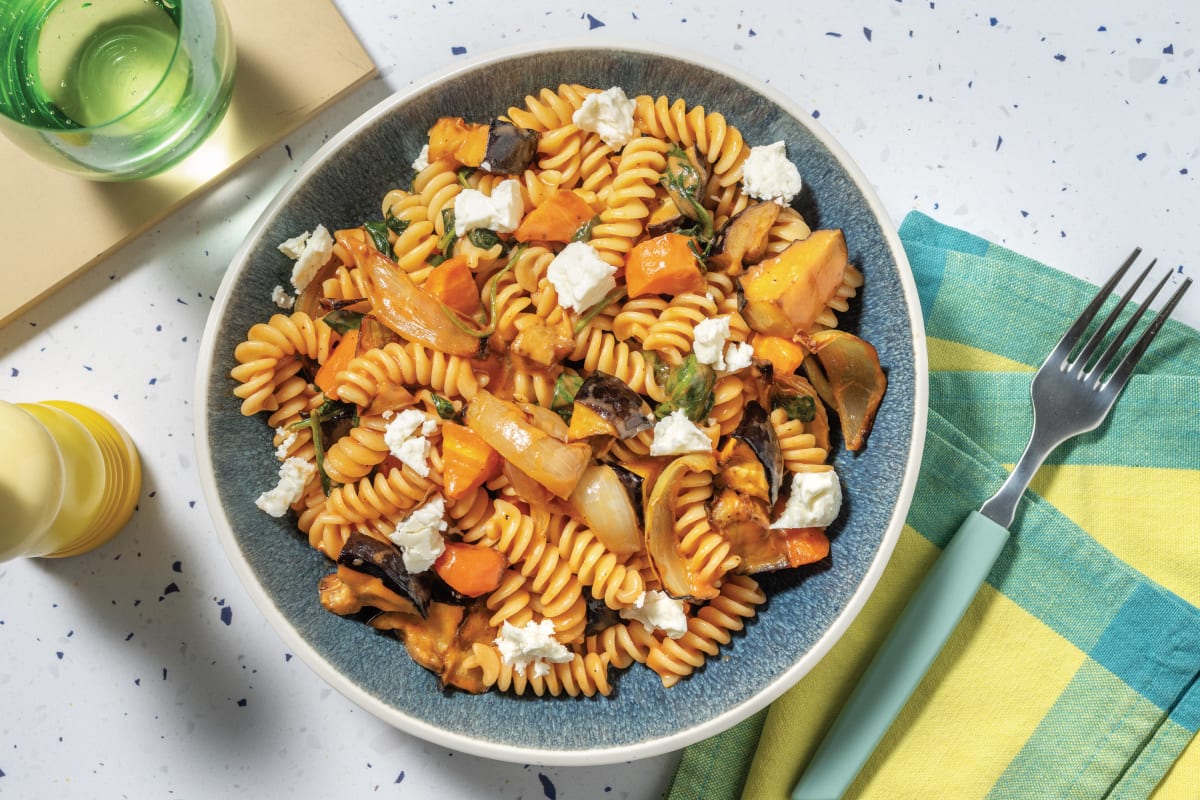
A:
196 41 927 766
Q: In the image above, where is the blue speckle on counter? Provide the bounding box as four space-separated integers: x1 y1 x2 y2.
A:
172 561 182 572
1136 152 1147 161
989 17 998 26
863 27 872 41
162 583 180 598
125 632 134 640
176 298 187 305
826 31 842 37
9 368 16 376
134 678 140 685
1054 53 1066 62
237 699 247 707
1098 25 1107 31
1181 168 1189 175
162 667 168 680
188 500 196 509
451 46 466 55
748 28 756 36
1163 44 1173 54
148 378 157 386
83 365 93 371
285 144 293 160
220 606 233 626
1158 75 1168 84
812 110 820 118
996 135 1003 151
584 13 604 29
56 651 63 660
539 772 557 799
395 772 405 784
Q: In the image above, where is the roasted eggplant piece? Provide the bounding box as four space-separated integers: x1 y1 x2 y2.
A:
318 564 420 617
610 463 647 529
336 531 434 617
646 196 687 236
800 329 886 451
728 402 784 505
709 200 781 274
571 372 655 439
482 119 539 174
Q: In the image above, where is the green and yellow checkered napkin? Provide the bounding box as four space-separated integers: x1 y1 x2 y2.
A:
668 212 1200 799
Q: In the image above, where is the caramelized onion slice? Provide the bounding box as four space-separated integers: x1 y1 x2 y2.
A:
567 464 642 555
644 453 720 600
347 237 484 357
802 330 887 451
465 390 591 499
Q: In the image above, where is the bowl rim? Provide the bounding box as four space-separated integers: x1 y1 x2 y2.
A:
194 36 928 766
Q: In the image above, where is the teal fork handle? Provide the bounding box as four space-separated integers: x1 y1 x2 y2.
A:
790 511 1011 800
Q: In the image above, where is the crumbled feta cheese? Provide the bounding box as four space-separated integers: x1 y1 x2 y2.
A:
453 179 523 235
723 341 755 373
273 426 297 460
693 316 732 370
281 224 334 293
383 409 438 477
546 241 617 313
411 143 430 172
255 457 316 517
494 619 573 678
620 590 689 639
649 409 712 456
771 469 842 529
271 285 295 310
741 141 803 206
572 86 637 149
387 496 448 573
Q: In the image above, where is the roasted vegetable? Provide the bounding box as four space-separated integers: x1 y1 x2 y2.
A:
441 421 502 499
433 542 508 597
465 390 591 499
511 316 574 368
624 232 706 298
727 403 784 505
348 235 485 357
313 328 360 398
661 146 713 241
571 372 655 440
424 256 483 318
482 119 539 174
318 564 420 616
567 463 643 554
801 329 887 451
514 189 596 243
644 453 721 600
774 526 831 567
709 201 780 274
336 532 434 617
427 116 489 166
740 229 848 337
654 354 717 423
751 333 807 376
645 196 686 237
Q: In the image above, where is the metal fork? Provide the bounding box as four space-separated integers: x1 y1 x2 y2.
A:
791 251 1193 800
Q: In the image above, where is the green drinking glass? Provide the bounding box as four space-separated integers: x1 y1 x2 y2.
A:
0 0 236 181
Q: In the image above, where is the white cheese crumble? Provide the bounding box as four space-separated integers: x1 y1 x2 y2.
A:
411 143 430 172
279 224 334 294
271 285 295 310
273 426 297 460
546 241 617 312
255 457 316 517
649 409 712 456
387 496 448 573
723 341 755 373
741 141 803 206
453 179 523 236
572 86 637 149
693 316 732 371
771 469 842 529
494 619 574 678
383 409 438 477
620 590 688 639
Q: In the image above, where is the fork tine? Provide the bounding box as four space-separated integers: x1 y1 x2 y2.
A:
1050 248 1141 367
1085 267 1168 384
1072 257 1156 371
1102 275 1193 394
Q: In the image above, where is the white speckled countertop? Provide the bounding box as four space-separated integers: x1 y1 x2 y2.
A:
2 2 1196 798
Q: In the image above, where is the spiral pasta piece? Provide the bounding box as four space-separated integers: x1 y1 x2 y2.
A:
468 643 612 697
334 342 483 407
590 136 669 268
632 95 749 184
322 413 392 485
770 407 830 471
645 574 765 687
585 621 659 669
231 312 335 415
552 517 645 609
504 84 596 132
674 468 740 591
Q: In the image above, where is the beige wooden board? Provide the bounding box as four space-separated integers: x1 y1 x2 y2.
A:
0 0 376 327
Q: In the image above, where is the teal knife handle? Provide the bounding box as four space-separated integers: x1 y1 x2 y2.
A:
790 511 1011 800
